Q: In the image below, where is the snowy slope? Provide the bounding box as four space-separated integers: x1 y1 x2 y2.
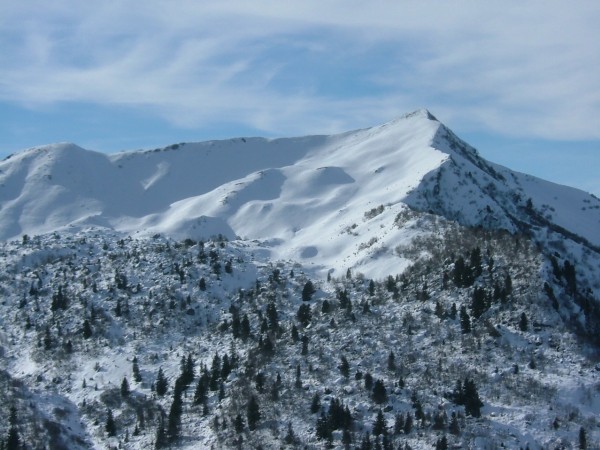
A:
1 109 599 280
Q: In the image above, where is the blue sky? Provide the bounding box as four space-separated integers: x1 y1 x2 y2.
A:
1 1 599 195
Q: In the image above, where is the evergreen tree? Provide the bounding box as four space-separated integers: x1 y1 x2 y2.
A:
132 356 142 382
221 353 232 380
155 367 168 397
372 379 387 404
167 388 183 441
403 412 413 434
579 427 587 449
297 304 312 327
519 312 528 332
449 412 460 435
291 323 300 342
471 287 487 319
266 302 279 330
247 396 261 431
339 355 350 378
373 409 387 436
311 393 322 414
154 419 168 449
449 303 457 320
240 314 251 340
432 411 446 430
387 351 396 371
393 413 404 435
504 273 513 296
295 364 302 389
284 422 296 445
470 247 482 278
6 407 20 450
301 335 309 355
316 412 332 441
435 436 448 450
364 372 374 391
302 280 316 301
121 376 130 397
82 319 93 339
234 414 245 433
460 306 471 334
193 372 209 405
43 326 52 350
105 408 117 437
463 378 483 417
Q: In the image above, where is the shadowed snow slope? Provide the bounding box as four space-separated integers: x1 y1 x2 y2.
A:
1 109 599 277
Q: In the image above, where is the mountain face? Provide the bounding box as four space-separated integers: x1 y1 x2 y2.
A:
1 110 600 449
3 109 598 280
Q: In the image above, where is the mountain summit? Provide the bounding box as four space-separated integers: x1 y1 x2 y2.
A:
1 110 599 278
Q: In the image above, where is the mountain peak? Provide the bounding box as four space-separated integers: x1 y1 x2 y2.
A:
403 107 439 121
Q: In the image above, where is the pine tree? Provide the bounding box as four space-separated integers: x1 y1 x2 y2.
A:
463 378 483 417
297 304 312 327
132 356 142 382
301 335 309 355
154 419 168 449
234 414 245 433
155 367 168 397
193 372 209 405
519 312 528 332
364 372 374 391
435 436 448 450
471 287 487 319
6 407 20 450
284 422 296 445
105 408 117 437
241 314 251 340
266 302 279 330
387 351 396 371
316 412 332 441
339 355 350 378
295 364 302 389
403 412 413 434
460 306 471 334
221 353 232 380
311 393 322 414
373 409 387 436
247 396 261 431
393 413 404 435
449 303 457 320
302 280 316 301
449 412 460 435
121 376 130 397
167 388 183 441
579 427 587 449
82 319 93 339
372 379 387 404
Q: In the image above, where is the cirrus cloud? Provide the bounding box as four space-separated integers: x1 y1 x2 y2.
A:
0 1 599 140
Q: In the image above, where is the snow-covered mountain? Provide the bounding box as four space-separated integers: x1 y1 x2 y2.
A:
2 110 600 449
2 109 599 280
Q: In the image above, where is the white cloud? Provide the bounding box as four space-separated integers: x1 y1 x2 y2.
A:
0 1 599 139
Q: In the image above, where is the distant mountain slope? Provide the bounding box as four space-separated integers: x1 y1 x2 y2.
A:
1 109 599 280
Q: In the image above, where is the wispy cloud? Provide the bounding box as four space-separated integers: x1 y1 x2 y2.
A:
0 1 599 139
